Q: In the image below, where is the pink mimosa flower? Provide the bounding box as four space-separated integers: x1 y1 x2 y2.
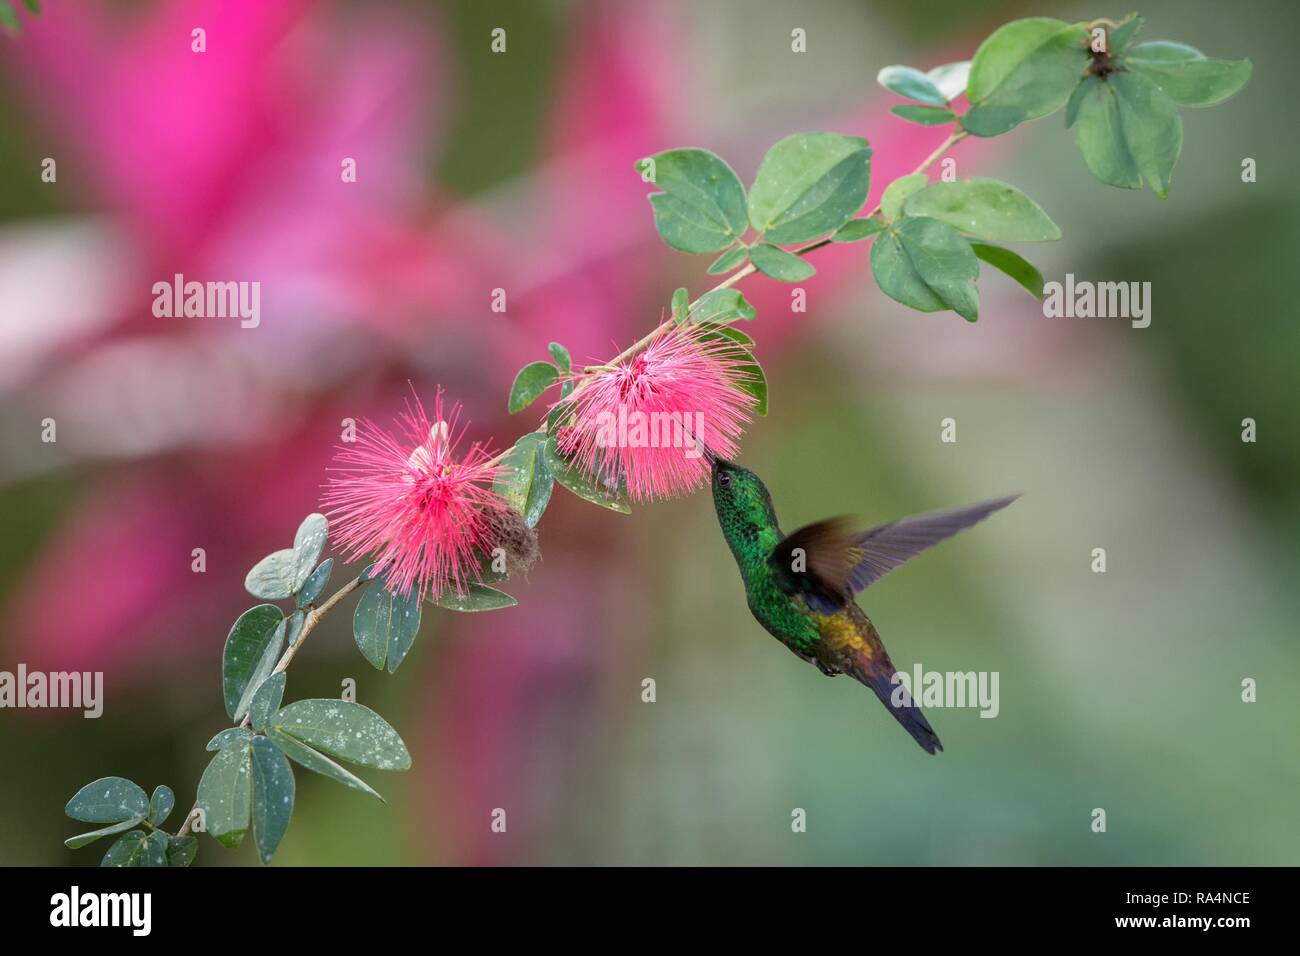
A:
557 323 756 501
323 391 508 600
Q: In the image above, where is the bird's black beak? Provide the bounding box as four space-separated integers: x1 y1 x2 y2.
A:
700 444 718 468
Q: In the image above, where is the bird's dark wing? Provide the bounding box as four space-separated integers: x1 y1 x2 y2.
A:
769 495 1019 613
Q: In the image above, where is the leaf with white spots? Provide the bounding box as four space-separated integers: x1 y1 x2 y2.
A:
223 604 286 721
249 672 286 732
271 699 411 771
291 514 328 591
207 727 255 752
197 743 253 848
251 736 295 864
65 814 146 849
353 578 423 673
264 727 385 801
147 784 175 827
64 776 149 823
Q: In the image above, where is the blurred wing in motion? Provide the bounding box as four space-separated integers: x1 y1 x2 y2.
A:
770 495 1019 613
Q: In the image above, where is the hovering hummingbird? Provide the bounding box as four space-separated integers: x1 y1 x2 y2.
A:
709 455 1017 754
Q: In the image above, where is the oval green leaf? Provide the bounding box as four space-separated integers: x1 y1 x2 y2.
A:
433 581 519 612
890 104 955 126
871 216 979 321
265 727 384 801
223 604 286 721
353 577 423 673
244 549 298 600
640 148 748 254
291 513 328 591
747 132 872 245
65 814 146 849
249 671 287 732
876 65 947 106
749 242 815 282
197 743 253 849
296 558 333 608
272 699 412 770
251 735 295 865
832 218 886 243
902 178 1061 241
971 242 1044 298
148 784 175 827
65 776 149 824
508 361 559 414
964 18 1089 137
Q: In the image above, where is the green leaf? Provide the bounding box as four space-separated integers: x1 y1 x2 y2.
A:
876 65 947 106
148 785 175 827
65 814 146 849
640 148 748 253
291 514 328 592
747 132 872 245
101 831 149 867
166 834 198 867
832 218 886 243
1107 15 1143 55
543 436 631 514
736 358 768 417
1070 72 1182 197
353 577 423 673
285 608 306 647
547 341 571 372
249 672 286 732
971 242 1044 298
963 18 1090 137
264 727 385 801
65 776 149 823
672 287 690 325
690 288 756 324
207 727 255 752
244 549 298 600
296 558 333 608
432 581 519 612
749 243 815 282
197 743 253 849
250 736 295 865
1125 41 1251 108
880 173 929 222
890 104 956 126
870 216 980 321
223 604 286 721
926 61 972 101
494 431 552 528
0 4 19 35
706 246 749 275
508 361 559 414
272 700 412 770
902 178 1061 241
141 830 169 866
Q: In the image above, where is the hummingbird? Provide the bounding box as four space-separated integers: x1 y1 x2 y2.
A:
709 455 1017 754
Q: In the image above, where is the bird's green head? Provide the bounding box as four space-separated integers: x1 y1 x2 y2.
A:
711 458 780 561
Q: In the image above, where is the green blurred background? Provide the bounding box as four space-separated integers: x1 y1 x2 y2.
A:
1 0 1296 865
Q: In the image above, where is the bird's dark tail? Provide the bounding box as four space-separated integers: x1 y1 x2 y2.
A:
855 667 943 755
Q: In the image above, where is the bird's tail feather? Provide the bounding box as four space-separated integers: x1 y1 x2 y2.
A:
849 660 944 755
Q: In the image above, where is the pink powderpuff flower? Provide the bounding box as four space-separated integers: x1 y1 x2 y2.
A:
557 323 757 501
323 390 508 600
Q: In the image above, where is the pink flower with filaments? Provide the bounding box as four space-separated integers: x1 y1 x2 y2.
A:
323 391 507 600
557 323 756 501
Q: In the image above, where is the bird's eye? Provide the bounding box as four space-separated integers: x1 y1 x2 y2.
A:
718 472 732 489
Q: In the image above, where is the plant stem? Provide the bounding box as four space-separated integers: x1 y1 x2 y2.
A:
175 574 366 838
